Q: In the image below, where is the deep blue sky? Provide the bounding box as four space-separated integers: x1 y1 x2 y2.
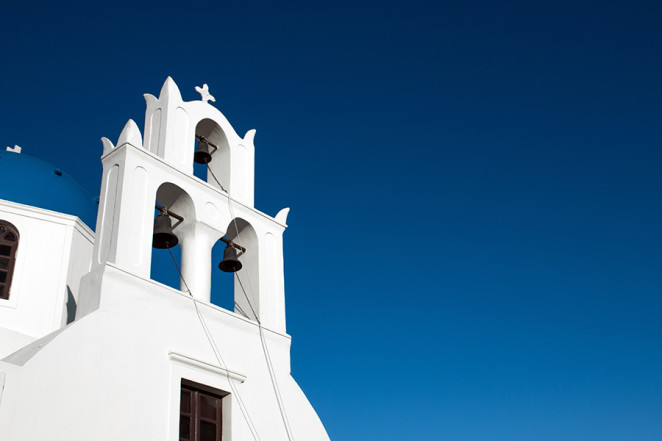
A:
2 1 662 440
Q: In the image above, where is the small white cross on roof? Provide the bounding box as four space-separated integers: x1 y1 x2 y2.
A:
195 84 216 103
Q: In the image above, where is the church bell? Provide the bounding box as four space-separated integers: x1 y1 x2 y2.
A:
194 140 213 164
152 212 179 249
218 244 242 272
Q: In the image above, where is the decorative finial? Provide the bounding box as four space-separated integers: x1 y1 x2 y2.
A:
5 145 21 154
117 119 144 149
159 77 183 102
195 84 216 103
275 207 290 225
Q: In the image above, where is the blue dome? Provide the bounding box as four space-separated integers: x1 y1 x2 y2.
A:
0 151 98 228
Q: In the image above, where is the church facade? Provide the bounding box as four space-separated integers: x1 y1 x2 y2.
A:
0 78 330 441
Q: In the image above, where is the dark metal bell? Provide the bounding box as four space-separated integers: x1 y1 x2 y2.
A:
218 245 242 272
194 141 213 164
152 212 179 249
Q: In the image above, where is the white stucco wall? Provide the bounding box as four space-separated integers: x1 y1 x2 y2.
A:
0 77 330 441
0 200 94 346
0 264 329 441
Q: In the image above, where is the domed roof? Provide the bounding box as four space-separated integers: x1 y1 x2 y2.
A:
0 150 97 228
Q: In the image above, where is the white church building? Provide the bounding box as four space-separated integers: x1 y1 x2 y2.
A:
0 78 330 441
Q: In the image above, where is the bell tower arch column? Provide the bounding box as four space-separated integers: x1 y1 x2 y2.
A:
93 121 155 279
178 223 218 302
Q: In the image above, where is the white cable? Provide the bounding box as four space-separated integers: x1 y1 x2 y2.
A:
207 165 295 441
167 249 262 441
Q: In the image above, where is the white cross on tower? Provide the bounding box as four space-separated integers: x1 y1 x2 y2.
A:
195 84 216 103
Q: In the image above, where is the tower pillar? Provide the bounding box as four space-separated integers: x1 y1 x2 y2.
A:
178 223 217 302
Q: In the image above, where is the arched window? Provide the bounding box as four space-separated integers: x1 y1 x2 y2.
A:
0 221 19 300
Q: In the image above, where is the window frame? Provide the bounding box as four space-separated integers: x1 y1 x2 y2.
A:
180 379 227 441
0 221 19 300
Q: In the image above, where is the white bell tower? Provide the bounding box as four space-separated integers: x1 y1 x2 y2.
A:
0 77 331 441
79 77 289 332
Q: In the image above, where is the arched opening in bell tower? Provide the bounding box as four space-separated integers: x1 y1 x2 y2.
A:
210 218 260 320
209 240 235 311
150 183 194 291
192 118 230 192
226 218 259 321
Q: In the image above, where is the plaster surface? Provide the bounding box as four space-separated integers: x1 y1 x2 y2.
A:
0 78 329 441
